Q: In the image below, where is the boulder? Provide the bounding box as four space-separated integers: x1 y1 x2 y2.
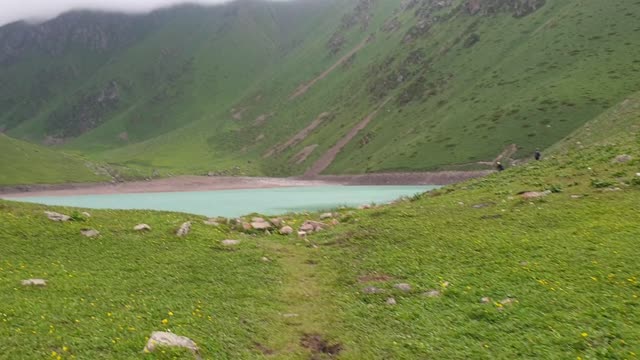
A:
422 290 441 298
251 219 272 230
21 279 47 286
134 224 151 231
44 211 70 222
203 219 219 226
81 212 91 218
143 331 199 357
270 218 284 227
299 221 327 234
363 286 385 294
394 283 412 292
320 212 334 220
520 190 551 200
386 297 397 305
176 222 191 237
614 154 633 163
280 226 294 235
81 229 100 238
251 217 266 223
221 239 241 246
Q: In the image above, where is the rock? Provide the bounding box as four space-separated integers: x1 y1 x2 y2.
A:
280 226 294 235
221 239 241 246
143 331 199 357
298 231 307 238
570 195 584 199
386 297 397 305
363 286 385 294
422 290 441 298
82 212 91 218
394 283 412 292
81 229 100 238
176 222 191 237
299 221 327 233
520 190 552 200
241 222 252 232
270 218 284 227
21 279 47 286
134 224 151 231
480 297 492 304
614 154 633 163
320 212 334 220
472 203 491 209
261 257 270 262
282 313 298 318
44 211 70 222
251 220 272 230
604 187 622 192
251 217 266 223
500 298 517 306
203 219 219 226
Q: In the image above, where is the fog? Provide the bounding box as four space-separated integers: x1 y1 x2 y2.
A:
0 0 268 26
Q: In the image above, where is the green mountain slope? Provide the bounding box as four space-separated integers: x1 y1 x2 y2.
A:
1 93 638 358
0 134 106 185
2 0 640 180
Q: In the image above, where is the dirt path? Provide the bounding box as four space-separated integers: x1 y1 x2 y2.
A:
305 99 390 177
258 238 341 358
289 36 371 101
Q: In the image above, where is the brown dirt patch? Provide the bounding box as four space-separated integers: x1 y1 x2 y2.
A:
264 112 330 158
231 107 247 120
300 334 343 358
253 342 274 355
291 144 319 165
304 99 390 176
289 35 372 100
358 273 394 283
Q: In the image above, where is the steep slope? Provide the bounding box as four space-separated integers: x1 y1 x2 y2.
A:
0 134 106 185
2 0 640 179
1 94 639 358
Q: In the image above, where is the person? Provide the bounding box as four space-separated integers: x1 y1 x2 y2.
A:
534 149 542 161
496 161 505 172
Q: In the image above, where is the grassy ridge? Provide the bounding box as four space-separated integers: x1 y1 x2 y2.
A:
0 134 106 186
1 94 639 358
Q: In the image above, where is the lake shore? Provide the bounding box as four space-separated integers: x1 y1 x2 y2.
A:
0 171 491 198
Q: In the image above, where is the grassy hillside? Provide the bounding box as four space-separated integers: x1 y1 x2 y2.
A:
1 94 638 358
0 134 107 186
2 0 640 181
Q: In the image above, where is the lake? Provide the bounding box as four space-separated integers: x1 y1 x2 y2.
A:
10 185 437 217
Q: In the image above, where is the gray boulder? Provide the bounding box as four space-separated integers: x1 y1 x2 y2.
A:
44 211 70 222
176 222 191 237
21 279 47 286
143 331 199 358
134 224 151 231
81 229 100 238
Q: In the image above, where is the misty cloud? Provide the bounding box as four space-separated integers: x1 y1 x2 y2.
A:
0 0 241 27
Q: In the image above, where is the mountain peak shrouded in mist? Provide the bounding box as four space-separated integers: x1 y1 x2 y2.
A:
0 0 295 27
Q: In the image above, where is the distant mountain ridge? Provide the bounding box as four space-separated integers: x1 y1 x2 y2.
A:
1 0 639 181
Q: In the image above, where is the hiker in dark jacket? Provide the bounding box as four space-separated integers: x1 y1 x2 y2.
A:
496 162 505 172
534 149 542 161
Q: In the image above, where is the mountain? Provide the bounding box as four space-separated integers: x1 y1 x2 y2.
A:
1 0 640 181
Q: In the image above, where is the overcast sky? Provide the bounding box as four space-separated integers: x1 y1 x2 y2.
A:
0 0 242 26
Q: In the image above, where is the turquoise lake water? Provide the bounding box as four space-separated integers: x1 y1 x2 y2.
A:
11 185 437 217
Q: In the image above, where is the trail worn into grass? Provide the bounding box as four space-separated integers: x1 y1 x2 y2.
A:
258 238 343 359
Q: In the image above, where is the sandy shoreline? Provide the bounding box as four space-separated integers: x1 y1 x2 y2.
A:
0 171 491 198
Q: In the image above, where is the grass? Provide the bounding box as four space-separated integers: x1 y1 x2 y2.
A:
0 134 107 186
1 94 639 358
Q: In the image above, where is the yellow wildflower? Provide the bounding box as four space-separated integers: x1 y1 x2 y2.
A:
161 318 169 325
581 332 588 337
168 311 174 316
